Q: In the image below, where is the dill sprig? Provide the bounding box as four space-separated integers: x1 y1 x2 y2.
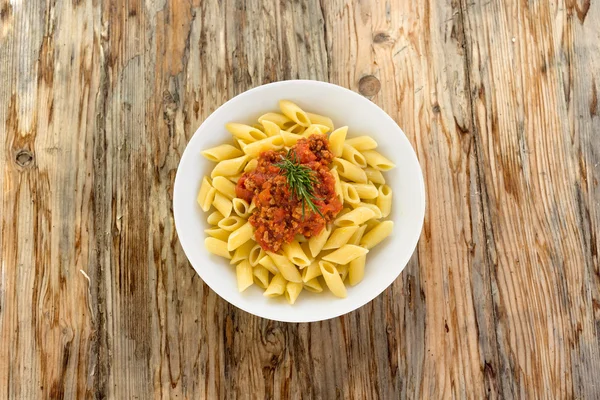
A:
275 150 325 219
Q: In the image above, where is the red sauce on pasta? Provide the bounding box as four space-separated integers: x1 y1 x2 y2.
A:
235 135 342 252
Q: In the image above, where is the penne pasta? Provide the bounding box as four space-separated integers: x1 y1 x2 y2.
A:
334 206 376 227
263 273 287 297
330 167 344 204
230 240 256 264
285 123 305 134
302 124 330 137
227 221 254 251
323 226 359 250
205 237 231 259
244 158 258 172
360 220 394 250
337 264 349 282
319 261 347 298
253 265 270 289
201 144 244 162
211 155 249 178
266 252 303 283
218 215 245 231
260 119 282 136
279 100 311 127
376 185 392 218
282 241 311 268
225 122 268 142
205 227 231 241
207 211 225 225
280 130 305 146
258 255 279 275
232 198 251 218
341 182 360 205
236 260 254 292
258 112 292 129
362 150 396 171
348 225 367 245
197 177 215 212
322 244 368 265
342 144 367 168
348 254 366 286
285 282 303 304
243 135 285 157
212 192 233 218
308 225 332 258
364 168 386 184
351 202 382 219
345 136 378 151
352 183 379 199
329 126 348 157
302 261 322 282
305 112 334 131
303 277 323 293
332 158 368 183
212 176 237 199
248 244 266 266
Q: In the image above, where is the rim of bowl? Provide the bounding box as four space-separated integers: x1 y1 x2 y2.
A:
173 79 426 322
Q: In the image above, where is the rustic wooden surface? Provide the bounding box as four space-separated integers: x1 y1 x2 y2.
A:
1 0 599 398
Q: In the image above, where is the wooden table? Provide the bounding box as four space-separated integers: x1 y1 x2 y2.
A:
1 0 599 398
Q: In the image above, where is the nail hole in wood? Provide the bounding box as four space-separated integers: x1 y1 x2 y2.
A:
16 150 33 167
358 75 381 97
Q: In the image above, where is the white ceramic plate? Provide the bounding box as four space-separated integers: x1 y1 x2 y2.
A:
173 80 425 322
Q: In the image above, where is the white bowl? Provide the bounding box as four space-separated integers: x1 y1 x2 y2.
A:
173 80 425 322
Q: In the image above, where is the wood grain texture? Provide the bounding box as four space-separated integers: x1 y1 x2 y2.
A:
0 0 598 399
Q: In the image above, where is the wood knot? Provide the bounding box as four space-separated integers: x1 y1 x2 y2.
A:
432 103 441 114
358 75 381 97
15 150 33 167
373 32 391 43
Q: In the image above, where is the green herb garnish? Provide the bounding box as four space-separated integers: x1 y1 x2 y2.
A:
275 150 325 219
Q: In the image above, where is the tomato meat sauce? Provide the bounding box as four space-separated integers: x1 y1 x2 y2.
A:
235 134 343 252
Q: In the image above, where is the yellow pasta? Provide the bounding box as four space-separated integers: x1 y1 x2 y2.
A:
230 240 255 265
197 177 215 212
308 225 332 257
211 155 249 178
332 158 367 183
243 135 285 157
364 168 386 184
302 261 322 282
263 273 287 297
258 112 292 129
279 100 311 127
285 282 304 304
232 198 251 218
345 136 378 151
361 150 396 171
212 176 236 199
266 252 303 283
236 260 253 292
323 226 359 250
322 244 368 265
227 221 254 251
253 265 270 289
376 185 392 218
319 261 347 298
202 144 244 162
334 206 376 227
360 220 394 250
205 237 231 259
205 227 230 241
207 211 225 225
225 122 268 142
329 126 348 157
218 215 245 231
342 144 367 168
198 101 397 302
303 278 323 293
305 112 334 131
341 182 360 205
282 241 311 268
348 255 365 286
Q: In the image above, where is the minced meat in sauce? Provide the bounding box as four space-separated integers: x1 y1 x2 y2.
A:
235 134 343 252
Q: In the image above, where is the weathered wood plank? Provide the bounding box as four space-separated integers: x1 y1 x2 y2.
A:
462 0 600 397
